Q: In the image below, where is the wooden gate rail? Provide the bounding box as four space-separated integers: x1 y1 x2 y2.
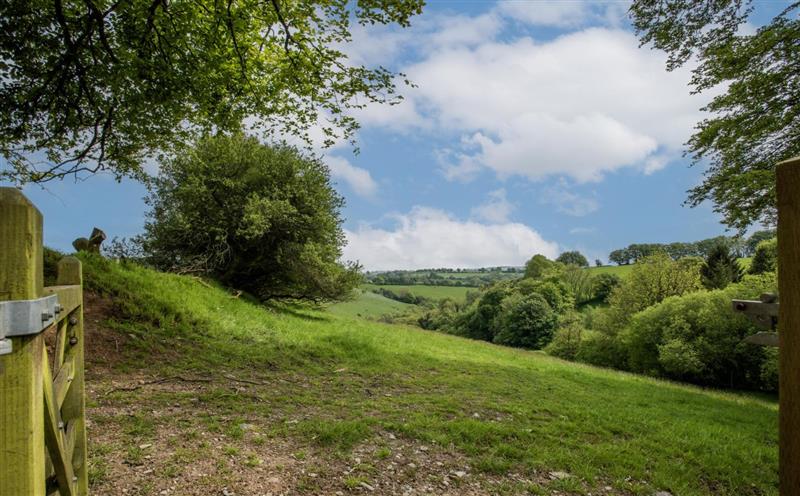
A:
0 188 88 495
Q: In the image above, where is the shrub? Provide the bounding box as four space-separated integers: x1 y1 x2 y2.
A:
594 253 703 335
591 273 621 303
492 293 558 349
524 254 558 279
749 237 777 274
559 266 594 304
141 134 361 302
516 278 573 314
454 284 511 341
544 313 584 360
620 274 778 389
574 330 628 368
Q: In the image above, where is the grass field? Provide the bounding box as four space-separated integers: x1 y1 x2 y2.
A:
327 289 413 318
80 254 778 496
585 265 635 277
364 283 475 302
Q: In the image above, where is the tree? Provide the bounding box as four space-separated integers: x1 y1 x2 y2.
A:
746 229 777 256
524 254 556 279
595 253 703 334
595 259 603 267
492 293 558 350
621 273 778 389
142 133 361 301
749 237 778 274
556 251 589 267
591 273 621 303
0 0 423 184
630 1 800 231
700 244 743 289
609 248 632 265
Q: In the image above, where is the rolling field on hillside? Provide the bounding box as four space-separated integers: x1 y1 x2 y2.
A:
326 289 413 318
584 265 634 277
77 254 778 496
364 283 475 301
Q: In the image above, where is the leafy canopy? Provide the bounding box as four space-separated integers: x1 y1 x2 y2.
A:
0 0 423 184
630 1 800 230
142 133 361 301
556 250 589 267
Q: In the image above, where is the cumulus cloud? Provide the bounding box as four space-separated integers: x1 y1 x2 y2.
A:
344 207 558 270
402 28 707 182
326 156 379 198
471 188 514 223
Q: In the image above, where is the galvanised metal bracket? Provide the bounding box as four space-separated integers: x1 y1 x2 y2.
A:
0 295 61 355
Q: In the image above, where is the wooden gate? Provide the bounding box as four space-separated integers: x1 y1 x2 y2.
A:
0 188 88 495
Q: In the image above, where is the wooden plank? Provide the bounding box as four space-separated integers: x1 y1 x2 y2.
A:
43 285 82 317
777 156 800 496
53 352 76 409
54 318 68 368
0 187 46 496
57 256 88 496
65 420 77 462
42 351 76 496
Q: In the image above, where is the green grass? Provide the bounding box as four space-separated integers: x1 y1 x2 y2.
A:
326 288 412 318
81 254 778 495
585 265 635 277
363 283 475 302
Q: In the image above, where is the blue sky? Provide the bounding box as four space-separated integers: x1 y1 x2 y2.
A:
9 1 786 270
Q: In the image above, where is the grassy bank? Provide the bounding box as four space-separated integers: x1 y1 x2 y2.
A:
80 255 777 495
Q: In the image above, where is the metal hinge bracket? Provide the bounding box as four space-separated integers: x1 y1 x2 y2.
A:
0 295 60 355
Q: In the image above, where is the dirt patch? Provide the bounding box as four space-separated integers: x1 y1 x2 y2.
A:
84 292 131 372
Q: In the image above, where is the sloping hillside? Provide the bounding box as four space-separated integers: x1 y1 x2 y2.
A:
78 255 778 496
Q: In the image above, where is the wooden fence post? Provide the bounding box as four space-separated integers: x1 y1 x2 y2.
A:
777 156 800 496
58 256 89 495
0 187 46 495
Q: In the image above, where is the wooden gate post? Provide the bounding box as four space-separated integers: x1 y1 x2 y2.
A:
0 187 46 495
57 256 89 495
777 156 800 495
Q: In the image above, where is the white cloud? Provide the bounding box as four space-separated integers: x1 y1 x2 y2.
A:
344 207 558 270
382 27 708 183
326 156 379 198
430 13 504 48
643 154 670 175
540 180 600 216
471 188 514 223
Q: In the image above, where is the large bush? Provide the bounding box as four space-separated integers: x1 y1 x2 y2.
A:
620 274 778 390
524 254 558 279
592 253 703 335
454 283 511 342
492 293 558 349
142 133 361 301
591 273 621 303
